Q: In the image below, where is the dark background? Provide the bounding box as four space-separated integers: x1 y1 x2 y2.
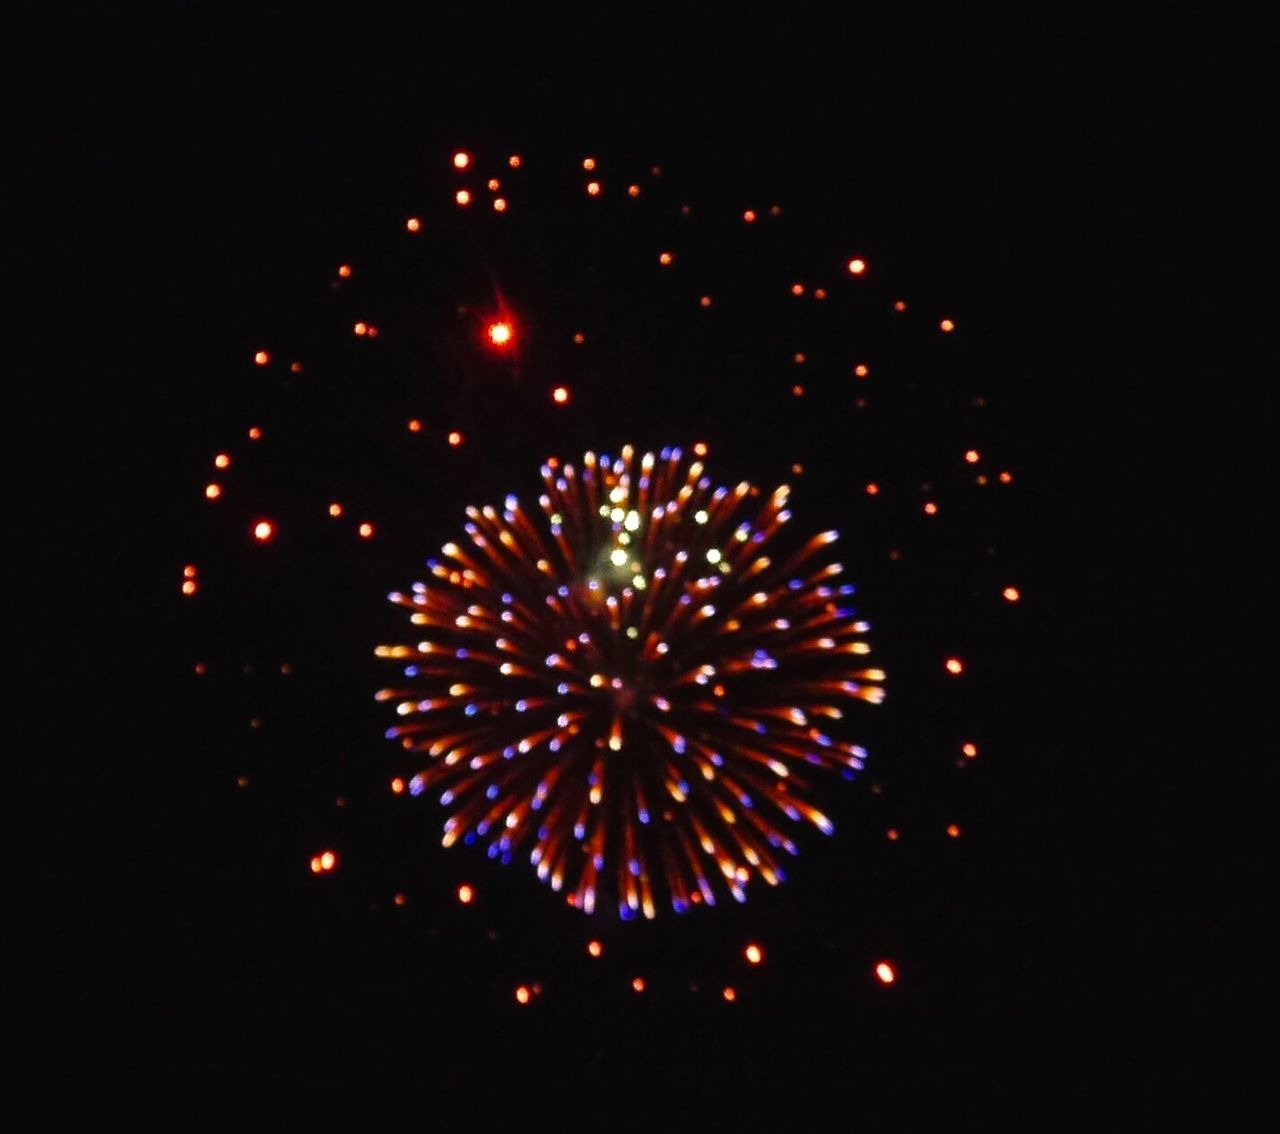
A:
21 4 1273 1126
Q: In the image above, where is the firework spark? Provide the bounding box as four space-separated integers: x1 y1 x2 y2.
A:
376 445 884 918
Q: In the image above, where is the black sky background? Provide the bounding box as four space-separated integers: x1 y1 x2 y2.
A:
20 5 1275 1126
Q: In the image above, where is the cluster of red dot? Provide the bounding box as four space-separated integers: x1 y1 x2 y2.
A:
313 872 898 1002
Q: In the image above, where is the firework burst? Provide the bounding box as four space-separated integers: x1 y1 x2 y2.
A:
376 444 885 918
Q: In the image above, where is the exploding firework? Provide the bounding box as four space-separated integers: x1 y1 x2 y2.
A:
376 445 884 918
181 139 1024 1003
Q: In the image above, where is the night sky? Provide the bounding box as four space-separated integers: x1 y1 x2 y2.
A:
23 6 1270 1126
